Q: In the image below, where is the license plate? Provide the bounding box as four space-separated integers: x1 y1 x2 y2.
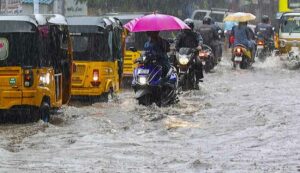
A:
257 45 264 49
137 69 149 74
235 56 242 62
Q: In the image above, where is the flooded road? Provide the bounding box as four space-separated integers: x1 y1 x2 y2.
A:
0 56 299 173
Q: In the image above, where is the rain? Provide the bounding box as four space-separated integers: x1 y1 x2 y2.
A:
0 0 299 172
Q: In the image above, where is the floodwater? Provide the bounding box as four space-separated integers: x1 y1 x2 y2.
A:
0 55 299 173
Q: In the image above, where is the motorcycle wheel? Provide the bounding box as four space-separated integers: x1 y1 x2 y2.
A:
138 95 152 106
240 57 249 69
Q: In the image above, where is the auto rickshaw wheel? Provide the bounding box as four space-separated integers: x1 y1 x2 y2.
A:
40 102 50 123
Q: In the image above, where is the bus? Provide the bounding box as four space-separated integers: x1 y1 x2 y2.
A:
279 0 300 13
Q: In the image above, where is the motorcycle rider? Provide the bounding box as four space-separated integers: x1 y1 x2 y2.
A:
198 16 222 61
231 21 256 61
175 18 204 89
144 31 171 79
255 15 274 50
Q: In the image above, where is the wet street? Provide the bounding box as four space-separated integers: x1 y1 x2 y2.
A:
0 55 299 173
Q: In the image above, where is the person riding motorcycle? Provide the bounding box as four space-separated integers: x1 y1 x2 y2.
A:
198 16 222 61
255 15 274 50
231 21 256 61
175 18 204 88
144 31 171 79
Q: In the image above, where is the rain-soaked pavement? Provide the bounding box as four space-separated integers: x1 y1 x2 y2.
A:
0 55 299 173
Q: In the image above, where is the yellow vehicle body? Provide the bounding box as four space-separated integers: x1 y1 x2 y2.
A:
279 0 292 13
278 12 300 54
0 14 73 122
233 47 252 59
67 16 124 97
123 51 141 77
71 61 120 96
0 67 62 109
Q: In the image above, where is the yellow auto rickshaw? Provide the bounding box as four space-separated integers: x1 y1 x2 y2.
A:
0 14 73 122
277 12 300 54
105 13 149 78
67 16 123 101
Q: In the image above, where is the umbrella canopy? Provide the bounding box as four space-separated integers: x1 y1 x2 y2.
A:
224 12 256 22
124 13 190 32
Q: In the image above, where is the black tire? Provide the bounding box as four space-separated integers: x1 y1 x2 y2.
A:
40 102 50 123
240 57 249 69
94 93 109 103
138 95 151 106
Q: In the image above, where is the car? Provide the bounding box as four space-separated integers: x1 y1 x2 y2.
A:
191 8 233 30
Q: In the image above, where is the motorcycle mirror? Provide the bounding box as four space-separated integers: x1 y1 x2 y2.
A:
129 47 137 52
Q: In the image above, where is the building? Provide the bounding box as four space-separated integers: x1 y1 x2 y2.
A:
0 0 87 16
0 0 22 14
20 0 53 14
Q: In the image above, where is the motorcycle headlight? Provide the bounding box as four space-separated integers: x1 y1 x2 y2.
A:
179 55 189 65
138 76 147 85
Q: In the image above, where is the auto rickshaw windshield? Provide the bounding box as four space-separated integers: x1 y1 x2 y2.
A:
69 25 113 61
0 21 40 67
281 16 300 33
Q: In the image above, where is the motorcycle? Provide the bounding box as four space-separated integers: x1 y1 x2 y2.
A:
255 35 273 61
232 44 252 69
199 44 216 73
175 48 201 91
131 49 178 106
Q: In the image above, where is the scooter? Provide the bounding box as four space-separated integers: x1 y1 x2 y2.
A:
131 49 178 106
232 44 253 69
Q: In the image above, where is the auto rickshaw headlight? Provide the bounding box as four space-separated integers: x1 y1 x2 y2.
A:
280 40 286 48
39 73 50 86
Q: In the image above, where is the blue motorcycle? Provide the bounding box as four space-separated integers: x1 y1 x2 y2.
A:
131 50 178 106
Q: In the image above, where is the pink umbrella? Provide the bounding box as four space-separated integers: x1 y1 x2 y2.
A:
124 13 190 32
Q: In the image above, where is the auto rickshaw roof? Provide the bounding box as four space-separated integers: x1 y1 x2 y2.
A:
104 12 149 24
0 15 38 26
34 14 68 25
282 12 300 16
66 16 112 29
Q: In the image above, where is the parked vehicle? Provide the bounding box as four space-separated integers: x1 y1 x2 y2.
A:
67 16 123 101
191 8 232 30
132 50 178 106
0 14 73 122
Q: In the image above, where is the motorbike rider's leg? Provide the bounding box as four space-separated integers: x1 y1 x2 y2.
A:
194 57 204 90
249 40 256 62
160 56 172 85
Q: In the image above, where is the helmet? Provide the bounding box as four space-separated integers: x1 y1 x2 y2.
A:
184 18 194 30
203 16 212 25
262 15 270 24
